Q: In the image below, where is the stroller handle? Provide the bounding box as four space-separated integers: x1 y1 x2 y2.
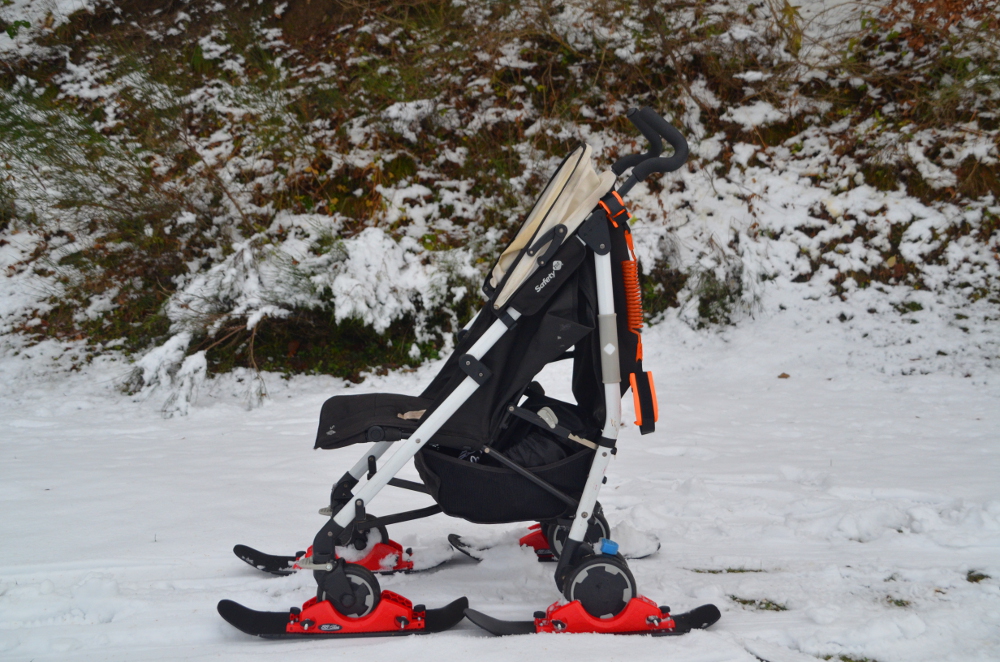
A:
611 108 663 175
614 107 689 197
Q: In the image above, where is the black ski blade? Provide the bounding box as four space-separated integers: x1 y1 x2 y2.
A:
219 597 470 639
671 604 721 632
464 608 536 636
233 544 299 575
448 534 485 561
218 599 291 637
424 597 470 632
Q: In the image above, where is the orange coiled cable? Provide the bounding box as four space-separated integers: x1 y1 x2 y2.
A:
621 259 644 361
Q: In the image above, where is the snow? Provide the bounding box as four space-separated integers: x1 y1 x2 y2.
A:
2 296 999 662
721 102 786 130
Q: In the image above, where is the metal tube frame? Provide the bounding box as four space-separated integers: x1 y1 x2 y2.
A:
565 250 620 544
320 228 622 577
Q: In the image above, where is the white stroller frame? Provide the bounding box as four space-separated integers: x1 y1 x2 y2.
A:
325 251 615 552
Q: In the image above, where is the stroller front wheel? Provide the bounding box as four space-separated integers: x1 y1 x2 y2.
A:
324 563 381 618
563 554 637 619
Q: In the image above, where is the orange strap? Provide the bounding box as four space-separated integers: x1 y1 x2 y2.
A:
630 373 643 426
598 192 632 228
598 200 619 227
629 371 658 428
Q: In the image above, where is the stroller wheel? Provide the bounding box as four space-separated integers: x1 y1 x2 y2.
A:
563 554 637 619
326 564 381 618
545 509 610 559
348 514 389 552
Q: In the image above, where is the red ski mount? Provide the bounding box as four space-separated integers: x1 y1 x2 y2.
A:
537 596 680 635
218 592 470 638
293 541 415 574
519 524 553 559
463 597 721 637
290 591 426 635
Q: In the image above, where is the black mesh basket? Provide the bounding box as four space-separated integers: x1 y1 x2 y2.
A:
414 445 594 524
413 396 597 524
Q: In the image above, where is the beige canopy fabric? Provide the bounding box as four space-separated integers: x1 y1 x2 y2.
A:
490 144 616 308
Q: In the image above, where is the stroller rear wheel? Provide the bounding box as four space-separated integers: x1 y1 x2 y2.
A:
562 554 637 619
325 563 381 618
545 509 610 559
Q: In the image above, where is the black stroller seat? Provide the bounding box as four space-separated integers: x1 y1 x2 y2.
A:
314 393 433 449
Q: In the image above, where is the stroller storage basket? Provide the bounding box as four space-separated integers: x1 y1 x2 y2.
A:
415 445 594 524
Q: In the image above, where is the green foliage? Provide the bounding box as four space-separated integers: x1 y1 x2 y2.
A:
729 595 787 611
4 19 29 39
696 270 743 327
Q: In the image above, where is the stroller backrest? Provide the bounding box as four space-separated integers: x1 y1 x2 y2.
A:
487 144 615 309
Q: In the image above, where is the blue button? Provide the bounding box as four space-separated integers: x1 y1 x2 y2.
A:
599 538 619 556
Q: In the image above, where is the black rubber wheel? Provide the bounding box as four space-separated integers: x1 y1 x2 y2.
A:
345 515 389 552
563 554 637 619
330 564 381 618
545 508 610 559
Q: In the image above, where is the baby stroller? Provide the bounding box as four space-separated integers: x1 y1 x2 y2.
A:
219 107 721 639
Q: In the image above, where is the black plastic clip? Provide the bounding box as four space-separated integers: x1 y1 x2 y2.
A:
576 209 612 255
459 354 492 385
527 224 567 267
330 471 358 508
498 309 517 328
367 455 377 479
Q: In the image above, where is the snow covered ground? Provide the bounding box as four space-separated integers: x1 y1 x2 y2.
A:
2 289 999 662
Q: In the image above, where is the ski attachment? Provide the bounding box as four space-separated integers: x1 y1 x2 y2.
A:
463 609 536 635
449 523 660 562
449 525 558 562
234 541 414 576
233 544 300 575
218 594 469 639
465 597 720 636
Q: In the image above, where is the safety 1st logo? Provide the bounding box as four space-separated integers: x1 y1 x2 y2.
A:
534 260 563 293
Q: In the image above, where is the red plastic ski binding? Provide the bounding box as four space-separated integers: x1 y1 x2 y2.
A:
535 596 680 635
287 591 425 635
294 541 414 574
519 523 554 560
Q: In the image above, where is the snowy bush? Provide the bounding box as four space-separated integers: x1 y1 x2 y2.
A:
1 0 997 412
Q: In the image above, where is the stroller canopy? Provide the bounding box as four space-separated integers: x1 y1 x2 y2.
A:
488 144 616 309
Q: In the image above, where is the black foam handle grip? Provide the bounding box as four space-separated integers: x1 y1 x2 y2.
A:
630 107 688 180
611 108 662 176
